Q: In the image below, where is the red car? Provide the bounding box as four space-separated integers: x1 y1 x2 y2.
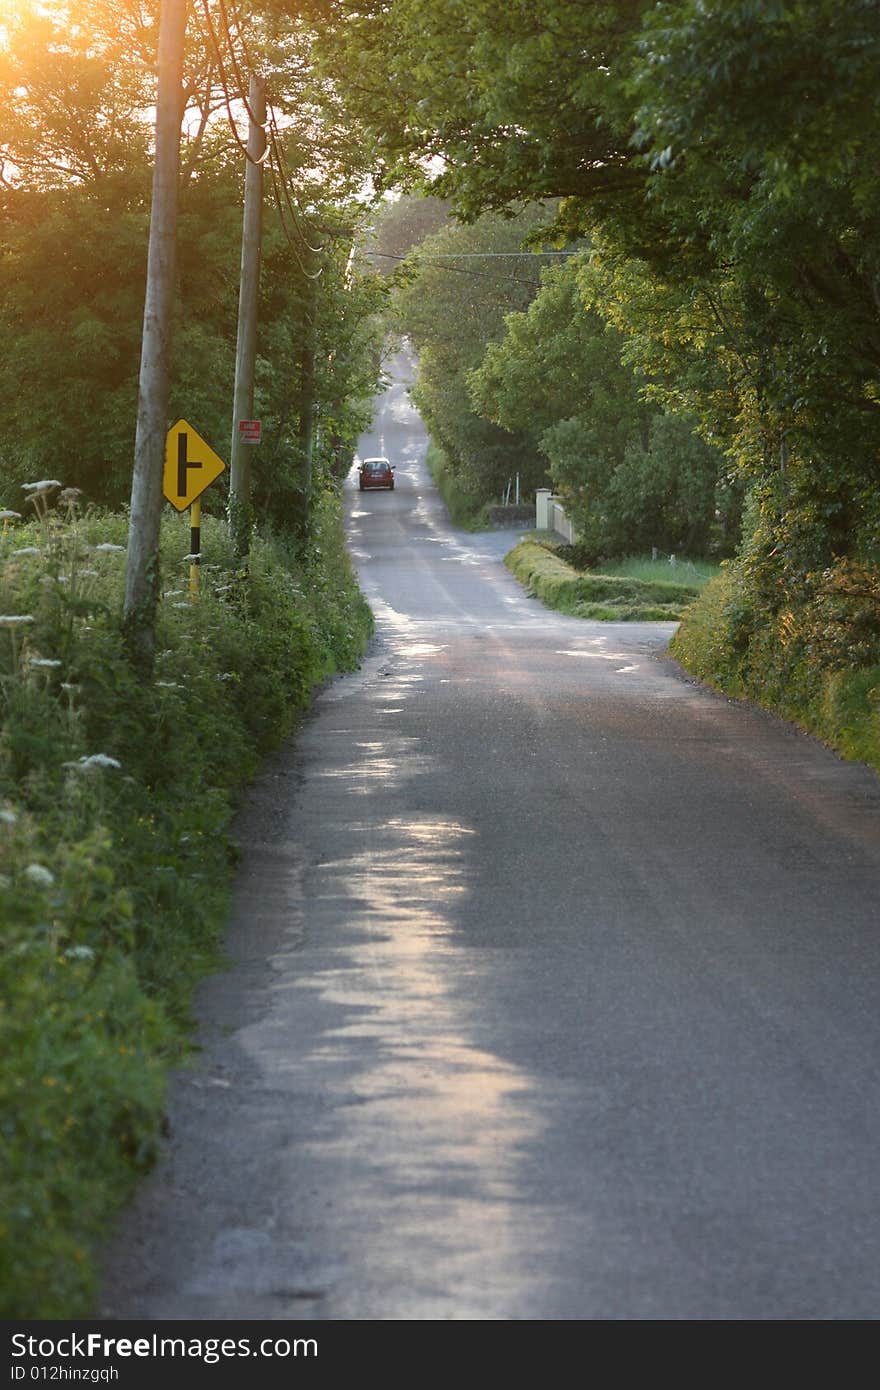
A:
358 457 395 490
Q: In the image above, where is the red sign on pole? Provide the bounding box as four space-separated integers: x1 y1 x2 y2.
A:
238 420 262 444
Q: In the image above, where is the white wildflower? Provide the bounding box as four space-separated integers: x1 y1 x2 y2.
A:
60 682 79 692
172 602 190 609
12 547 41 556
182 553 200 562
93 543 125 553
24 863 55 887
65 944 95 962
0 509 22 520
0 808 17 825
22 480 62 493
0 614 35 627
29 658 62 669
156 680 181 689
163 590 185 598
78 753 121 770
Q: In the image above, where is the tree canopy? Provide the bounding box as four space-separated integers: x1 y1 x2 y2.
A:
470 257 737 556
391 206 555 508
330 0 880 582
0 0 385 523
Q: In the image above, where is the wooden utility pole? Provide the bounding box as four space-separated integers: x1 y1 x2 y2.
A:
229 72 267 560
294 244 319 541
124 0 188 671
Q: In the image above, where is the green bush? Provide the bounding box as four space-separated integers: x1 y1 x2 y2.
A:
0 488 372 1316
670 559 880 772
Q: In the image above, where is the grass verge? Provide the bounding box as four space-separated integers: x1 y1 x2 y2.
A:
0 490 372 1316
590 554 720 587
505 538 703 620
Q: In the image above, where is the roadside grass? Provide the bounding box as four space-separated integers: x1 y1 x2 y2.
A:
590 554 720 587
0 489 372 1317
425 442 491 531
505 537 702 620
671 563 880 774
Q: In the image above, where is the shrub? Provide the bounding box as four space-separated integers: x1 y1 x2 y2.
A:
670 557 880 772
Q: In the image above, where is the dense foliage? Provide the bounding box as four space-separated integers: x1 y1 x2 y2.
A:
390 207 554 515
0 0 386 524
0 489 372 1316
362 192 452 274
329 0 880 738
471 258 739 557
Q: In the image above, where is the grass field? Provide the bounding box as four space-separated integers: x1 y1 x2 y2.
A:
591 554 720 587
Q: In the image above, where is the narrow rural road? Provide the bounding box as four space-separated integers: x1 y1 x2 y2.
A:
100 355 880 1320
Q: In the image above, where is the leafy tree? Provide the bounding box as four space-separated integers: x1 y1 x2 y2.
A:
470 258 641 445
362 193 452 274
0 1 155 191
0 182 148 505
0 0 385 526
618 0 880 562
391 206 554 507
331 0 880 590
471 259 735 556
322 0 648 216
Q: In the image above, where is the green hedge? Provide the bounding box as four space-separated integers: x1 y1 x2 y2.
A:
505 538 701 620
670 561 880 772
424 442 491 530
0 493 372 1316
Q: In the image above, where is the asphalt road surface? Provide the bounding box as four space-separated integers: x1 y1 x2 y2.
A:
100 355 880 1320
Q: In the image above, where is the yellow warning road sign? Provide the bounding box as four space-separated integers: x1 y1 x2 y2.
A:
163 419 226 512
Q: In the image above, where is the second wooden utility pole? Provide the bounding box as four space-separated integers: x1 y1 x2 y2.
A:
229 72 266 561
294 244 319 542
123 0 188 672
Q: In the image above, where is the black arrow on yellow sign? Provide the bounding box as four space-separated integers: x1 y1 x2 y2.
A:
163 419 226 512
177 432 198 499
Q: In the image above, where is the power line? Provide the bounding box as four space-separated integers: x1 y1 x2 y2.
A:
357 249 546 289
224 0 256 76
267 114 325 253
196 2 324 272
215 0 264 129
372 251 584 259
196 0 267 166
267 147 324 279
